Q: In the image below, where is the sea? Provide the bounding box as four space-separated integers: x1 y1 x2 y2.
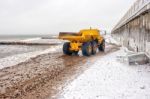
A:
0 34 54 58
0 34 53 41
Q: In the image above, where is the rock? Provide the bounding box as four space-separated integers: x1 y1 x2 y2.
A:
128 53 149 65
140 86 145 89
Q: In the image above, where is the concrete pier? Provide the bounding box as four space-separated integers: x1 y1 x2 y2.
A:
112 0 150 56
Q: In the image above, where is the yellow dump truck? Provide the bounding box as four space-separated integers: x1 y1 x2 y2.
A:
59 28 105 56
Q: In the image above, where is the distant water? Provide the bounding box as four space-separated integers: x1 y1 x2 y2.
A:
0 34 55 58
0 34 54 41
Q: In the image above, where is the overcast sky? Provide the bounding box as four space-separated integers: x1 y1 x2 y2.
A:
0 0 136 35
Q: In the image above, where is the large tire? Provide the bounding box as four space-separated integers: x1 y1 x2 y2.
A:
82 42 92 56
63 42 72 55
98 40 105 52
91 41 97 55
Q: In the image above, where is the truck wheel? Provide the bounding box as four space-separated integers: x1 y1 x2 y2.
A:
82 42 92 56
63 42 72 55
91 41 97 55
99 40 105 52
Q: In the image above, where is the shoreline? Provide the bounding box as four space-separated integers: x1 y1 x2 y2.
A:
0 37 63 70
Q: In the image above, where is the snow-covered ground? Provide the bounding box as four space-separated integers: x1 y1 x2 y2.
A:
0 45 61 70
58 49 150 99
0 45 51 58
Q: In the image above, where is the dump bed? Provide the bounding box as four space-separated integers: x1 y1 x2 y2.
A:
59 32 83 42
59 29 102 42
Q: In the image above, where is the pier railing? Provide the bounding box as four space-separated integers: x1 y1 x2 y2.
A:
112 0 150 31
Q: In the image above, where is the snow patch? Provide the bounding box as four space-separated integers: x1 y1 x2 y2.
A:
58 50 150 99
105 35 121 46
116 47 150 65
146 42 150 56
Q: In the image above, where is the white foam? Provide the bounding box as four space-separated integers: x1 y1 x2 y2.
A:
21 38 41 42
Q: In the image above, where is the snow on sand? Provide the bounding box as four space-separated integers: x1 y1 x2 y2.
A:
0 45 61 69
59 50 150 99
